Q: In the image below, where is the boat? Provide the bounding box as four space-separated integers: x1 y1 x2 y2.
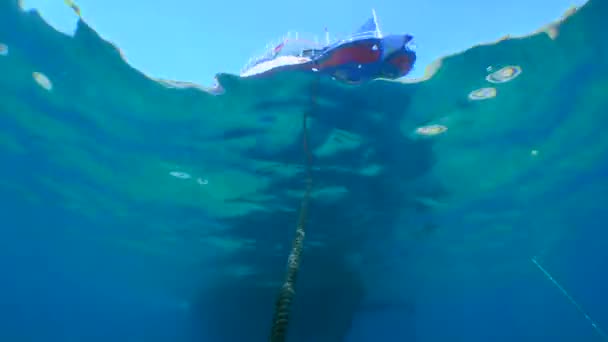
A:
239 10 417 84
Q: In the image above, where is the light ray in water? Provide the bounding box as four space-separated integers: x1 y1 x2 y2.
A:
531 256 608 340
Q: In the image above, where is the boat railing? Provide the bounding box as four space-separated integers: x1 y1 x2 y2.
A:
240 28 381 74
325 30 380 48
240 31 325 73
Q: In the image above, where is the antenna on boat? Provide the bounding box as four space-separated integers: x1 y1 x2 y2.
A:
372 8 382 37
324 27 330 44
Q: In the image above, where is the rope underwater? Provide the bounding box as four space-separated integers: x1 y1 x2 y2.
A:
532 256 608 340
269 78 318 342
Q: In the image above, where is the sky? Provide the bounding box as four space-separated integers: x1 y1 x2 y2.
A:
22 0 587 86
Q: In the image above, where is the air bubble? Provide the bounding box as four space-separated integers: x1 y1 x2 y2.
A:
415 124 447 137
32 72 53 91
169 171 191 179
486 65 522 83
468 87 496 101
0 43 8 56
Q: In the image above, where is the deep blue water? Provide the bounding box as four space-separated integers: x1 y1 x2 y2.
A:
1 0 608 341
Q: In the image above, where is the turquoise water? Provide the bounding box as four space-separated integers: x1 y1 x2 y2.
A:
1 0 607 341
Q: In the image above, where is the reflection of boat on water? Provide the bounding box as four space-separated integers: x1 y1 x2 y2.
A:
240 10 417 84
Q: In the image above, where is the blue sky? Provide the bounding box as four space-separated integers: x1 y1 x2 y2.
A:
24 0 586 86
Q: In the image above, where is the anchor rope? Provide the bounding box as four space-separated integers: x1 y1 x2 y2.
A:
269 77 319 342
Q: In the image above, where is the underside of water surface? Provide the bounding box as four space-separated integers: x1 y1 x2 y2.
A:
1 0 607 341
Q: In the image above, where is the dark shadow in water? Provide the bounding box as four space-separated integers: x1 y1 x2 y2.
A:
189 78 444 341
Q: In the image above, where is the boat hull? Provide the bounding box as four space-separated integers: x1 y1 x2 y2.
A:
241 35 416 83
